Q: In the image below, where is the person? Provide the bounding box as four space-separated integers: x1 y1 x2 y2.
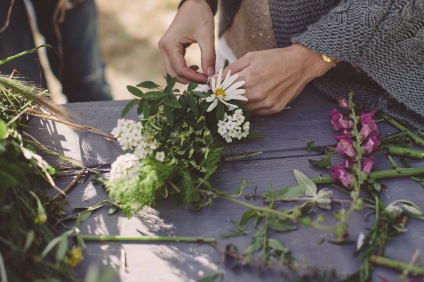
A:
158 0 424 128
0 0 112 103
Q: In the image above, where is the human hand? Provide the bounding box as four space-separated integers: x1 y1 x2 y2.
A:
158 0 216 84
223 44 334 115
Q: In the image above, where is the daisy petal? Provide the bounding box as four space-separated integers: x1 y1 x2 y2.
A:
216 68 223 89
226 89 246 96
211 77 217 92
205 94 216 102
221 100 238 109
207 99 218 112
222 71 238 90
225 80 246 94
225 94 248 101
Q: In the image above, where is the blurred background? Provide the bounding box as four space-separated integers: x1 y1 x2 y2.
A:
48 0 203 102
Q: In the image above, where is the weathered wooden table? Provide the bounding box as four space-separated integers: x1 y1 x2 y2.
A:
27 86 424 281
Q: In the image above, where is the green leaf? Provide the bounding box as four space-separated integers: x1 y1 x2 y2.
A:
389 200 422 216
108 205 118 215
187 82 198 92
267 221 297 232
23 230 35 252
216 102 224 121
41 236 63 258
240 209 257 226
56 237 69 261
126 85 144 97
136 101 144 115
143 102 150 118
150 103 160 115
193 91 209 98
121 99 138 118
267 238 288 253
277 186 305 199
164 106 174 126
142 91 166 99
336 223 348 240
232 180 249 197
197 272 222 282
163 98 182 109
402 204 422 216
0 170 19 188
293 169 317 197
136 81 160 89
75 210 92 228
243 239 262 255
0 119 7 140
164 75 177 93
187 94 198 116
308 150 335 169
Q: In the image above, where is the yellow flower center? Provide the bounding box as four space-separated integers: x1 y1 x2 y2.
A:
216 88 225 97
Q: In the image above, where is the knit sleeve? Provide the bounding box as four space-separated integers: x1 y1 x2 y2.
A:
293 0 424 122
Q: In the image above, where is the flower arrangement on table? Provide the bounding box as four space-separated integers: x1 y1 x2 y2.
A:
105 69 259 217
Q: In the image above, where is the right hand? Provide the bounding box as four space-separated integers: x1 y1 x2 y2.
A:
158 0 216 84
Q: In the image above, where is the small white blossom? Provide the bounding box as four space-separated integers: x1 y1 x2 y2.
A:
217 110 250 143
109 153 142 181
155 151 165 162
111 118 159 159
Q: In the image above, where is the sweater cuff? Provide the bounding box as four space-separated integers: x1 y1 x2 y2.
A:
178 0 218 15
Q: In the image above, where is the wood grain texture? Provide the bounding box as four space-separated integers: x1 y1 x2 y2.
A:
29 86 424 281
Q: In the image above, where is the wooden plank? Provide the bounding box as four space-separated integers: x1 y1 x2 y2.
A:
54 152 424 281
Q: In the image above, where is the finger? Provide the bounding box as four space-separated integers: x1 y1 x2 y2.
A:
166 44 208 83
197 31 216 77
223 55 251 76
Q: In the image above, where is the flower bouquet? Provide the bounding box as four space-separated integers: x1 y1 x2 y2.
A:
106 69 259 217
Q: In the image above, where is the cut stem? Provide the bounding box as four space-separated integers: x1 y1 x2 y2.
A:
81 235 216 243
370 255 424 276
379 113 424 147
382 145 424 159
311 166 424 185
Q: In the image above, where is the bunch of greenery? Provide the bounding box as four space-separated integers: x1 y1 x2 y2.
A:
0 48 86 281
105 72 259 217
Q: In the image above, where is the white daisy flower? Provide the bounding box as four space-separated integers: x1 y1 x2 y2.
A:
205 69 247 112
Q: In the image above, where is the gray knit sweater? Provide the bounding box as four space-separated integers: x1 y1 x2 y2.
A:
184 0 424 129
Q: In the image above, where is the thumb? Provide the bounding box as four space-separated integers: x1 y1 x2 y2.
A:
198 34 216 77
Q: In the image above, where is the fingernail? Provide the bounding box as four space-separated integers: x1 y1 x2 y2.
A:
207 67 215 76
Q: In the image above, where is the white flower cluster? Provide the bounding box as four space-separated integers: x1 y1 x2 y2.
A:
109 153 143 181
111 119 159 159
217 109 250 143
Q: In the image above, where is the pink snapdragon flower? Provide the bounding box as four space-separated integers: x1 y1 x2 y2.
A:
362 156 375 175
331 166 354 188
363 134 381 154
359 111 378 140
337 98 349 109
335 135 356 158
343 157 355 170
329 109 352 131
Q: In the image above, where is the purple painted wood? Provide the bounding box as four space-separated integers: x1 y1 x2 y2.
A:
27 86 424 281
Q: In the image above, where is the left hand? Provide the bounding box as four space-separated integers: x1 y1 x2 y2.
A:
223 44 334 115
